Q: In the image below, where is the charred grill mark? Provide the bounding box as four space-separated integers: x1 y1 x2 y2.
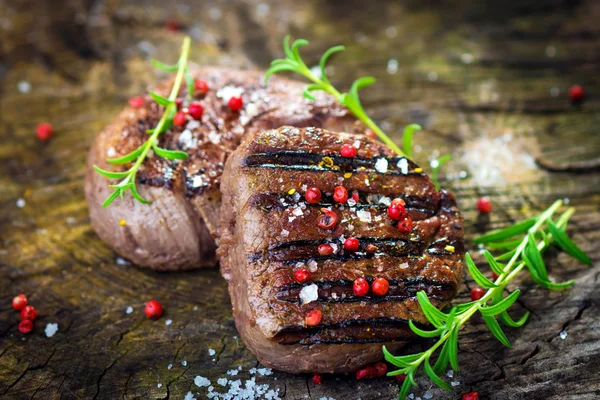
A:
247 238 463 263
249 193 437 217
275 278 457 304
243 151 424 176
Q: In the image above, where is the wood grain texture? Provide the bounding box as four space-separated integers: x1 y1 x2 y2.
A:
1 0 599 399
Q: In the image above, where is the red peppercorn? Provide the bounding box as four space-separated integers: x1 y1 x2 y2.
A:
294 268 311 283
372 278 389 296
463 392 480 400
344 237 360 252
175 98 183 109
333 186 348 203
18 319 34 334
36 123 54 142
194 79 209 96
228 96 243 111
353 277 369 297
318 243 334 256
20 305 38 321
165 19 181 31
188 103 204 120
312 373 322 384
351 191 359 203
305 309 322 326
173 110 187 126
373 362 387 377
305 187 322 204
317 208 338 230
397 217 413 234
492 272 499 280
145 300 163 320
340 144 357 158
392 197 406 206
365 129 376 139
395 374 407 382
128 96 145 108
477 197 492 214
12 294 28 311
387 203 407 221
569 84 584 104
470 288 485 301
356 366 374 380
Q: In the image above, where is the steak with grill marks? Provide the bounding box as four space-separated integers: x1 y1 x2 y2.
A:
218 126 465 373
85 67 362 271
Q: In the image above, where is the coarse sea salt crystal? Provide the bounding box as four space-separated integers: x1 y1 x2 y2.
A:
330 243 339 253
209 348 216 356
184 391 196 400
292 207 303 216
280 229 289 237
17 80 31 93
397 158 409 174
157 383 162 388
168 364 172 369
16 198 25 208
126 307 133 314
374 158 388 173
347 198 357 206
217 377 228 386
182 361 187 366
364 178 370 186
423 391 433 399
165 319 172 326
447 369 454 378
288 216 296 223
257 368 273 376
216 85 244 100
45 323 58 337
307 259 318 272
451 380 460 387
300 284 319 304
378 196 392 206
560 330 568 340
195 376 210 387
227 368 239 376
357 210 372 223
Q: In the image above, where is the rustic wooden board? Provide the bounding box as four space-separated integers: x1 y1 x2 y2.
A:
1 0 599 399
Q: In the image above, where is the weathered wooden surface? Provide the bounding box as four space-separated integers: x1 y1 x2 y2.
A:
1 0 599 399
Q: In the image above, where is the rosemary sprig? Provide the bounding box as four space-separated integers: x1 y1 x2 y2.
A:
265 37 452 186
265 36 405 156
93 37 192 207
384 199 591 399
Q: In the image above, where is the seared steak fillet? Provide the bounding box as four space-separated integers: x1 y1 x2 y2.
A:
85 67 361 270
218 126 464 373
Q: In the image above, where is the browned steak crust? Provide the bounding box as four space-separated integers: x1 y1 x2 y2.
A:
85 67 362 271
218 126 464 374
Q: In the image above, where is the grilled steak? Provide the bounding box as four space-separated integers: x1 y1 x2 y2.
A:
218 126 464 373
85 67 362 271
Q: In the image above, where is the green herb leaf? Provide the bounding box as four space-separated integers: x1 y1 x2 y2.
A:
318 45 344 84
349 76 376 105
480 290 520 316
102 189 121 208
130 182 151 204
302 84 322 101
424 360 452 390
474 218 537 244
151 59 180 72
184 68 195 100
93 165 131 179
106 145 144 165
484 238 523 250
416 291 447 328
383 346 424 368
152 144 188 160
398 375 414 400
433 340 450 374
401 124 422 159
483 315 511 347
466 253 497 289
483 250 505 275
149 91 172 107
525 234 549 280
408 321 444 338
448 326 460 371
499 310 530 328
547 219 592 265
